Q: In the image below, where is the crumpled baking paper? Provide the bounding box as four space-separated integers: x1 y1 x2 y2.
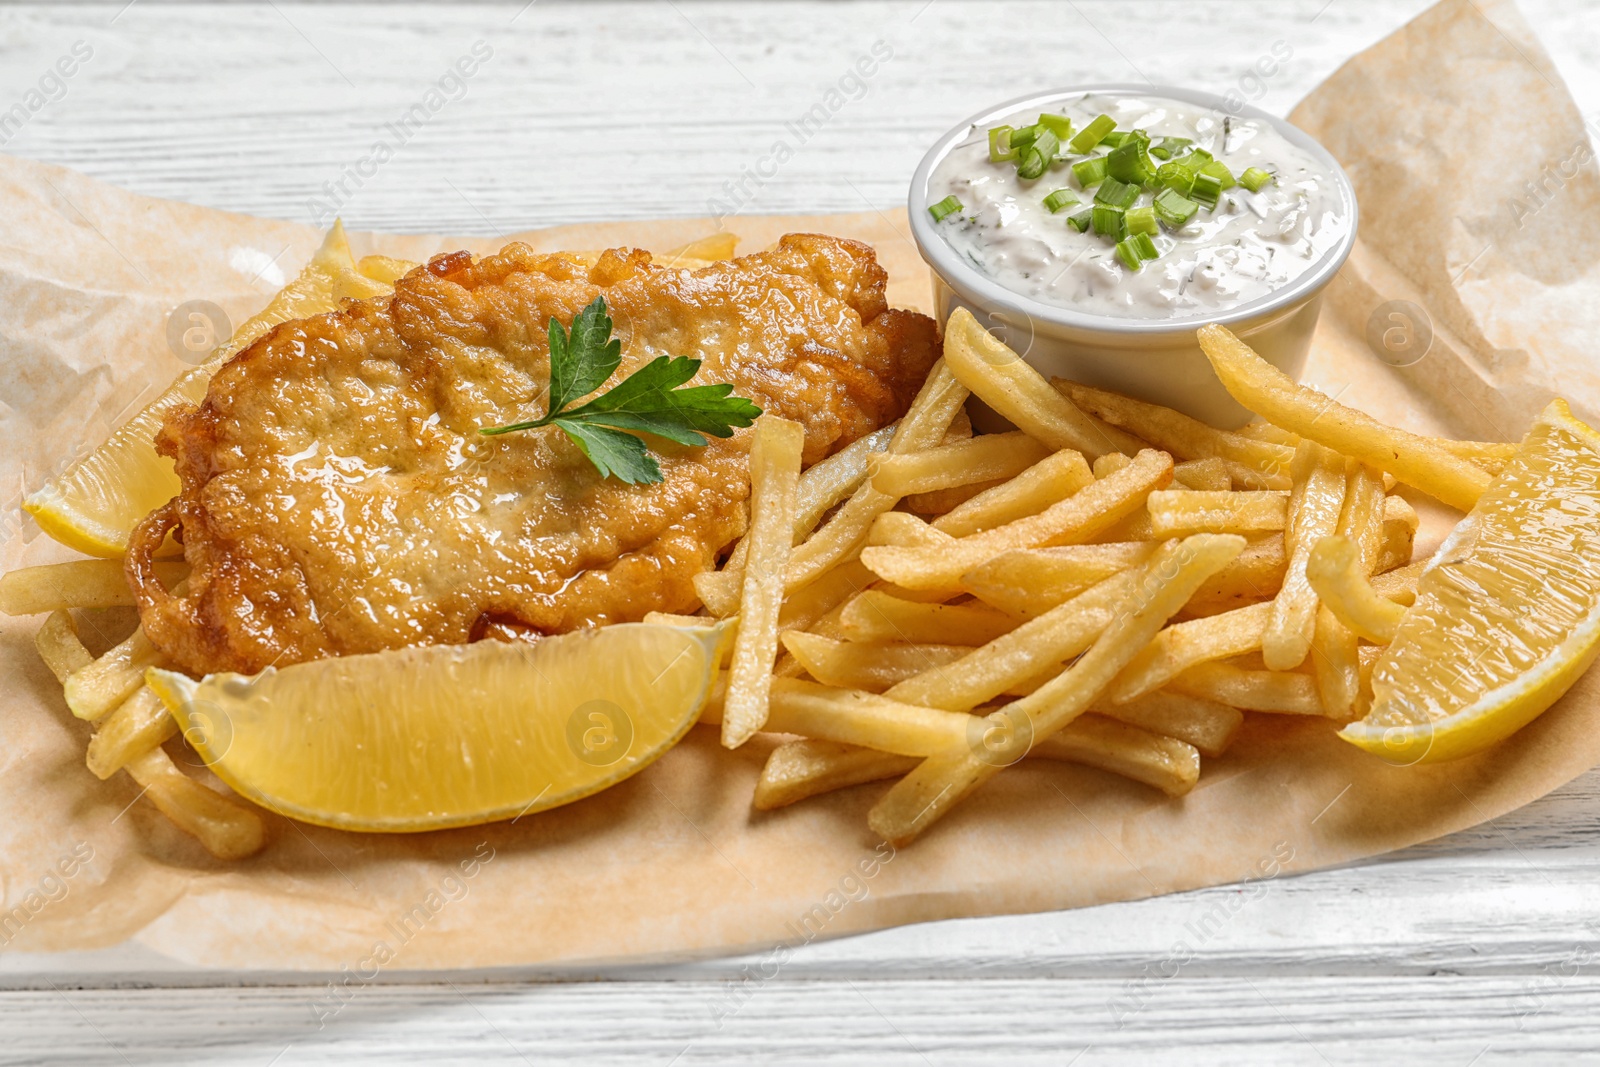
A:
2 0 1598 972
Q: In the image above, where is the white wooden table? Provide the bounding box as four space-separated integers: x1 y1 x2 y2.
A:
5 1 1600 1062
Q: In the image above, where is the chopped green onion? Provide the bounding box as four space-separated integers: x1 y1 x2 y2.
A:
1037 112 1074 140
988 125 1017 163
1156 162 1195 196
1068 114 1116 154
1043 188 1080 213
1009 124 1041 150
1239 166 1274 192
1181 148 1214 168
1093 177 1140 209
1153 187 1199 227
1190 171 1224 209
1152 137 1193 161
1072 155 1109 187
1115 237 1146 271
928 195 963 222
1015 129 1059 180
1066 209 1094 233
1107 133 1156 185
1115 232 1161 271
1200 160 1236 189
1125 205 1157 236
1091 204 1127 240
1100 131 1129 148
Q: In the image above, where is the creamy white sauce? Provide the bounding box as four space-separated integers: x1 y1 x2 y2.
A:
927 93 1350 320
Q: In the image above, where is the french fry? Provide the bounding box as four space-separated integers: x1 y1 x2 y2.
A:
124 746 266 861
1146 490 1289 537
1196 324 1491 511
1107 601 1274 703
1093 690 1243 758
967 509 1411 621
1370 560 1426 606
902 481 1005 515
727 422 897 567
1 559 187 615
692 568 742 618
1186 482 1412 620
865 581 958 605
1054 379 1295 490
838 590 1019 646
1311 604 1363 722
960 542 1156 616
643 611 715 627
867 512 952 548
1173 457 1233 492
784 362 968 591
63 627 166 722
1262 442 1346 670
35 610 93 683
1182 536 1289 617
722 416 805 748
778 559 874 633
711 676 972 755
1307 535 1410 644
932 448 1095 537
754 739 917 809
792 423 898 529
1235 420 1300 447
1168 661 1325 715
861 449 1172 590
869 432 1049 498
1046 714 1201 797
1312 463 1389 718
86 685 177 779
886 569 1144 712
944 407 974 441
1093 452 1133 479
754 713 1201 810
943 307 1142 459
706 425 899 614
780 632 967 691
1441 438 1517 475
869 534 1245 844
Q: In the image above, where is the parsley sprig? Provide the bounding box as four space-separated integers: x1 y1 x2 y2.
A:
480 297 762 484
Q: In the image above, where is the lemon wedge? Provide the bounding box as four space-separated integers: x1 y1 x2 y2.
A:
146 623 724 832
24 223 401 557
1341 399 1600 764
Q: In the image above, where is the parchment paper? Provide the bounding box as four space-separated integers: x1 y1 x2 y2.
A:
3 0 1599 972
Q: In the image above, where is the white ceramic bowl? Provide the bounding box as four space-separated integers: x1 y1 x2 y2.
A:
908 84 1358 429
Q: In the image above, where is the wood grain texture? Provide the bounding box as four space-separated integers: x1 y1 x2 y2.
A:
3 0 1600 1062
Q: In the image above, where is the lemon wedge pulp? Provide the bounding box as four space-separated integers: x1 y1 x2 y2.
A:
23 223 395 558
146 623 723 832
1342 399 1600 764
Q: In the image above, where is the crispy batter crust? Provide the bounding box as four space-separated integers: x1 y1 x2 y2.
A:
129 234 938 675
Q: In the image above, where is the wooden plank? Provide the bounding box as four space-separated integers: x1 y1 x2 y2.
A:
8 977 1600 1064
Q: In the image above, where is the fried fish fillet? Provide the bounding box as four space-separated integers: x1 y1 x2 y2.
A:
127 234 938 676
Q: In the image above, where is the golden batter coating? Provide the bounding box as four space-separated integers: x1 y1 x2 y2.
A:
127 234 938 676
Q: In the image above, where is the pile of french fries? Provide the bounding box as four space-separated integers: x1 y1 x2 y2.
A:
675 307 1515 845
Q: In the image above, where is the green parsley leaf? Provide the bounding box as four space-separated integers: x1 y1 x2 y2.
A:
479 297 764 485
556 419 661 484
